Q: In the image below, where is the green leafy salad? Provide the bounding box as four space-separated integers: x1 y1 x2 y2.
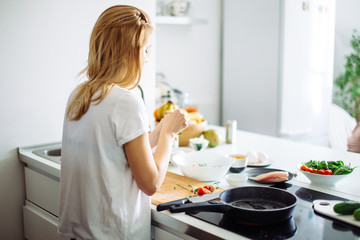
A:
301 160 357 175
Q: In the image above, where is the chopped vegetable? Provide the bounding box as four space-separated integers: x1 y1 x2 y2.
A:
204 185 216 192
177 184 216 197
301 160 357 175
197 187 211 196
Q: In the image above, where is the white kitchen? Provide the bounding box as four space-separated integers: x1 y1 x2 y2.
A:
1 0 360 239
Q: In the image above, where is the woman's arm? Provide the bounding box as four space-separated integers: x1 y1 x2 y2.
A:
124 109 188 196
148 119 163 149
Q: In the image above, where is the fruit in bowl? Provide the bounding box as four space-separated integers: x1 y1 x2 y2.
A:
179 119 207 146
298 160 357 186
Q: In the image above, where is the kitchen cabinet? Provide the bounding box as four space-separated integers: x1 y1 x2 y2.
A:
23 200 58 240
23 167 59 240
24 167 59 216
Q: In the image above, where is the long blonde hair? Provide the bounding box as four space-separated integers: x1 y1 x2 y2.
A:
66 5 153 121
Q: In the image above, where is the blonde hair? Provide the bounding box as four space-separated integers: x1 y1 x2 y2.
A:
66 5 153 121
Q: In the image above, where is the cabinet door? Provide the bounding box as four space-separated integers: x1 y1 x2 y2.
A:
25 167 60 216
23 201 58 240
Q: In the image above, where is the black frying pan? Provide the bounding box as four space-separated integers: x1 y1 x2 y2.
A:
169 186 297 225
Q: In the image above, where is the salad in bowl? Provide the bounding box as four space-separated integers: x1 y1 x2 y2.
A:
298 160 357 186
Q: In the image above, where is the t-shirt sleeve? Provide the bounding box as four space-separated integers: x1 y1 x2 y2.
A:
113 92 150 146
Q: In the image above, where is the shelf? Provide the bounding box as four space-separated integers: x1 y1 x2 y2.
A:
155 16 207 25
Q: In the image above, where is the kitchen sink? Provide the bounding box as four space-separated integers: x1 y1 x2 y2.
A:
32 148 61 164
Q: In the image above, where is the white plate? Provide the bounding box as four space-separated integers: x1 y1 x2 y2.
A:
313 199 360 228
247 159 273 167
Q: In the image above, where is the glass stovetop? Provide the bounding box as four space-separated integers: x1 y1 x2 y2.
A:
187 183 360 240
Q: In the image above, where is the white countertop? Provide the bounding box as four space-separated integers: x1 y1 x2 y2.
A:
151 125 360 239
18 125 360 240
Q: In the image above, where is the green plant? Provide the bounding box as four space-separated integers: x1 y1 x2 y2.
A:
334 29 360 120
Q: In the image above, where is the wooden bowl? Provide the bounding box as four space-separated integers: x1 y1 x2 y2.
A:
179 120 207 146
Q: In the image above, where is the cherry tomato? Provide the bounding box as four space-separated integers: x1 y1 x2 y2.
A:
318 169 325 175
197 187 205 196
324 169 332 175
300 165 307 171
204 185 216 192
309 168 317 173
198 187 211 196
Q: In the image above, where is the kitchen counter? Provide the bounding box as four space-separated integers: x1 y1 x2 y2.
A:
19 125 360 240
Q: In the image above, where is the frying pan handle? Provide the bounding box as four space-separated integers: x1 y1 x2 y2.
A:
157 198 190 211
169 200 228 213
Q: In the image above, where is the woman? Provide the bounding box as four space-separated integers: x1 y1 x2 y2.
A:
58 5 189 240
348 121 360 153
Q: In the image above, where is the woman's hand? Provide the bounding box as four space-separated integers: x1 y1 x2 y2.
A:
161 109 189 136
125 109 190 196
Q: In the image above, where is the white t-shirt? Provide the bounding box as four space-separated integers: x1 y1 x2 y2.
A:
58 85 151 240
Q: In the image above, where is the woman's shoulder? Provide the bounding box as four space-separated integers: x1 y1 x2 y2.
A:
111 86 142 103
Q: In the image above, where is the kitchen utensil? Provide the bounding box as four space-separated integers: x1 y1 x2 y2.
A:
313 199 360 228
298 164 351 186
151 171 224 206
172 151 234 181
245 168 293 184
169 186 297 225
157 191 221 211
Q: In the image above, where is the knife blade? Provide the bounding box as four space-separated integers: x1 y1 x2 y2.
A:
156 191 222 211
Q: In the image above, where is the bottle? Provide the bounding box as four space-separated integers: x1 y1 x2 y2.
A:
226 120 237 144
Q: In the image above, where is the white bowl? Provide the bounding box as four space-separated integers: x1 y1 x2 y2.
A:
189 137 209 151
225 173 248 187
173 151 234 181
226 154 248 173
298 165 351 186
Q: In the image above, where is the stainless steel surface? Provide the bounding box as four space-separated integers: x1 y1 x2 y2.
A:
189 191 221 203
151 209 225 240
32 148 61 164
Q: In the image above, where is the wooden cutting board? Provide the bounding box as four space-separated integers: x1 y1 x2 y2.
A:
151 171 224 206
313 200 360 228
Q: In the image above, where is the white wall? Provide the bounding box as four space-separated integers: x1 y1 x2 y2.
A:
333 0 360 79
156 0 222 125
0 1 155 239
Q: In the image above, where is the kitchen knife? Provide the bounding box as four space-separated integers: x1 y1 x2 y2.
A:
156 191 222 211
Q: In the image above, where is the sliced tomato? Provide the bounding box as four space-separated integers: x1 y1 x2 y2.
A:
203 185 215 192
198 187 211 196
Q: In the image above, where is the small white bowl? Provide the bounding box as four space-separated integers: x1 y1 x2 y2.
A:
173 151 234 181
227 154 248 173
225 173 248 187
298 165 352 186
189 137 209 151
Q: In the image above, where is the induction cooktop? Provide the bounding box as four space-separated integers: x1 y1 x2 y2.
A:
187 183 360 239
